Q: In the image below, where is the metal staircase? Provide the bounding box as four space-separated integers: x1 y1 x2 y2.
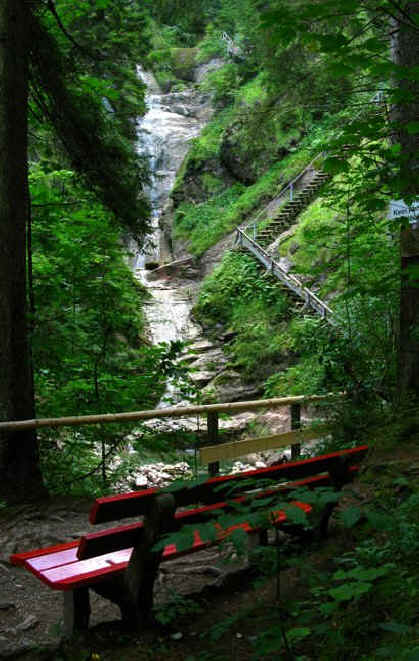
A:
233 92 388 324
234 156 334 323
235 229 334 323
256 170 330 248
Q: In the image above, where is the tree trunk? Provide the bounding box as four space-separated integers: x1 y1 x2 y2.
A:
0 1 44 501
392 2 419 397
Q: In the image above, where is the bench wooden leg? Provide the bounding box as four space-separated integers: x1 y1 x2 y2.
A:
317 458 352 538
63 588 90 638
259 529 269 546
125 493 176 629
319 501 339 538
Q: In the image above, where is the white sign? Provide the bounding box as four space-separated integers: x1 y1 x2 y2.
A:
388 199 419 225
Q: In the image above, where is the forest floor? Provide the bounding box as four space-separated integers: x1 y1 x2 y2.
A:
1 439 418 661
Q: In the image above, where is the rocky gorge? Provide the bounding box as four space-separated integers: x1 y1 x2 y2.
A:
134 63 269 421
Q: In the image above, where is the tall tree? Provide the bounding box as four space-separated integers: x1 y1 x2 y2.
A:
0 1 44 501
391 2 419 396
0 0 151 502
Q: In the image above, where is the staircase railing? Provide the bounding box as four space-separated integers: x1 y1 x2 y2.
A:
274 151 325 205
238 92 388 319
236 228 334 323
244 151 326 238
244 90 387 239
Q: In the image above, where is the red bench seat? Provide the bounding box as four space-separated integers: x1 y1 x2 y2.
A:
11 501 312 590
10 444 368 635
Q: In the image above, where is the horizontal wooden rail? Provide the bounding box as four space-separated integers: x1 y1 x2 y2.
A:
200 425 332 464
0 393 343 432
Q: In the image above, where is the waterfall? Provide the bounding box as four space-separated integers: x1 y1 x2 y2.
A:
134 67 210 403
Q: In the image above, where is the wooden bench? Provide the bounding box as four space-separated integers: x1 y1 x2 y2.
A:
10 444 368 636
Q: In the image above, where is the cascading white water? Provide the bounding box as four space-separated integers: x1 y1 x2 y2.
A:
135 68 205 274
134 68 209 395
120 67 283 459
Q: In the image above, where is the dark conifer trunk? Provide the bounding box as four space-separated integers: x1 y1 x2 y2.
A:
391 2 419 397
0 1 44 501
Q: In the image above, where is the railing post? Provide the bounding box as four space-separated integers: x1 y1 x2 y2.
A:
101 438 107 486
253 223 256 240
207 411 220 476
290 403 301 460
290 183 293 201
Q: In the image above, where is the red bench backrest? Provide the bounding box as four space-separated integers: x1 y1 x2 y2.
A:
89 445 368 524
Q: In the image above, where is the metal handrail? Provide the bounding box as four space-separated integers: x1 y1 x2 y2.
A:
238 91 388 319
244 152 326 237
243 90 387 237
274 151 325 206
236 229 334 322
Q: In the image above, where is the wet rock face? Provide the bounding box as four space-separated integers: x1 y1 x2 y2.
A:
110 460 193 491
188 348 228 386
194 58 225 84
171 156 235 209
170 48 200 82
135 68 214 270
204 369 264 403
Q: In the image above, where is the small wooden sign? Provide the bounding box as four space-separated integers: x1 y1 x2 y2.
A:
199 426 331 465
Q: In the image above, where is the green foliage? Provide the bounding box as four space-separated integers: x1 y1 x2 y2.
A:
184 105 236 165
248 464 419 660
29 167 182 494
22 1 419 658
32 0 152 239
174 184 245 254
31 168 163 416
146 46 199 88
196 24 228 62
154 590 203 626
199 61 243 107
314 563 395 611
174 147 312 256
142 0 221 46
149 462 417 660
195 251 292 381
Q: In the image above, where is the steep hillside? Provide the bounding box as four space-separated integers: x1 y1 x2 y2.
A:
142 40 384 401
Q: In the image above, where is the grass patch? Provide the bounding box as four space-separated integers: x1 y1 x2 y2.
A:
174 184 245 255
235 72 268 106
278 197 338 283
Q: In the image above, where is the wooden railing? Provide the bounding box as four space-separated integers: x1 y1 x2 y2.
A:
0 393 342 476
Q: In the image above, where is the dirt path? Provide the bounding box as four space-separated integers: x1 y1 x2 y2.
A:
0 498 249 658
